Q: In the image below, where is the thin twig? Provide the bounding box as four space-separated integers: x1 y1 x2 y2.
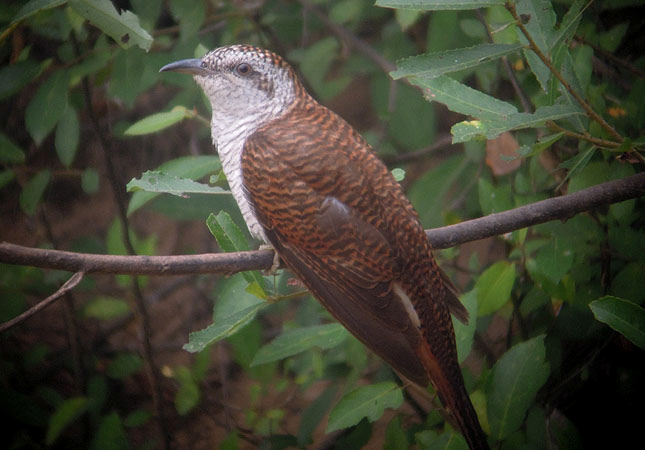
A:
574 35 645 80
546 121 621 149
475 9 533 113
0 272 85 333
506 1 624 143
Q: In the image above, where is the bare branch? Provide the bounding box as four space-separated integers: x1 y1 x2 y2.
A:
428 171 645 248
1 173 643 275
0 272 85 333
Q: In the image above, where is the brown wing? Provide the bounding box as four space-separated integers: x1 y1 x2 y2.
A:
240 99 439 384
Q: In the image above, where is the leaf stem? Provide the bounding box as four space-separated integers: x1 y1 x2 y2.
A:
506 1 624 143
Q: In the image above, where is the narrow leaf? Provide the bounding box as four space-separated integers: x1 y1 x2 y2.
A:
298 386 337 446
516 0 557 53
46 397 89 445
0 133 25 163
92 412 129 450
127 155 221 215
25 70 69 145
251 323 348 366
183 302 268 353
0 59 43 101
410 75 518 120
19 169 51 216
206 211 267 292
451 104 584 143
391 44 522 80
376 0 505 10
550 0 586 49
127 171 228 196
454 290 478 363
83 296 130 320
8 0 67 27
55 105 80 167
124 106 189 135
475 261 516 316
590 296 645 349
488 335 549 440
69 0 153 51
326 382 404 433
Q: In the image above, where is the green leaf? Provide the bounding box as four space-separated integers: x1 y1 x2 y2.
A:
214 274 266 322
206 211 266 291
326 382 404 433
46 397 89 445
516 0 556 53
298 386 337 446
557 146 595 188
385 416 409 450
294 37 351 100
8 0 67 27
92 411 129 450
25 70 69 145
82 296 130 320
0 59 43 101
106 353 144 379
251 323 348 366
391 167 406 182
19 169 51 216
127 155 221 215
0 133 25 163
124 106 190 135
533 239 574 284
476 261 516 316
415 429 469 449
127 171 228 196
391 44 522 80
478 178 513 215
124 409 151 428
183 302 268 353
589 296 645 349
408 154 469 229
551 0 586 49
69 0 153 51
411 75 518 120
0 169 15 189
376 0 505 10
55 104 80 167
451 105 584 143
174 366 200 415
454 290 478 363
488 335 549 440
81 168 100 194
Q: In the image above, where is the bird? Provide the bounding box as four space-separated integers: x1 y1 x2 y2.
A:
160 44 489 450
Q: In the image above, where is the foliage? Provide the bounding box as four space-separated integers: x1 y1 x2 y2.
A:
1 0 644 449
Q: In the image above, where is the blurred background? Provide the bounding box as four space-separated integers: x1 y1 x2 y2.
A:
1 0 644 449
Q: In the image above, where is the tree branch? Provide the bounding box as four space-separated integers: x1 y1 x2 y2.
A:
0 272 85 333
1 172 643 275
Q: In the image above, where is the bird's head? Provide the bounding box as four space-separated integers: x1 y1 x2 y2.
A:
160 45 302 141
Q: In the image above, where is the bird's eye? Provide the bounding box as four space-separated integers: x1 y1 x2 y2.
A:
200 61 207 69
236 63 252 76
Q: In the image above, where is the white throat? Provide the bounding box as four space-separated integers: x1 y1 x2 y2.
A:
196 73 296 243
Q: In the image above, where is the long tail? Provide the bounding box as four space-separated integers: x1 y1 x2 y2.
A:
418 339 490 450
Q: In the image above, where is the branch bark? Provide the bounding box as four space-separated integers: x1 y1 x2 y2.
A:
1 172 643 274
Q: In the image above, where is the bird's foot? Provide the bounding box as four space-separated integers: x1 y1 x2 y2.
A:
259 244 281 275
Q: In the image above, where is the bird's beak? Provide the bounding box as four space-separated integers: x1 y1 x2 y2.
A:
159 58 210 76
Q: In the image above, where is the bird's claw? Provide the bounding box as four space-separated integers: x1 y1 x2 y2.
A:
260 244 281 275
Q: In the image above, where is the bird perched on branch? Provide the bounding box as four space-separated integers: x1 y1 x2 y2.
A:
161 44 489 450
